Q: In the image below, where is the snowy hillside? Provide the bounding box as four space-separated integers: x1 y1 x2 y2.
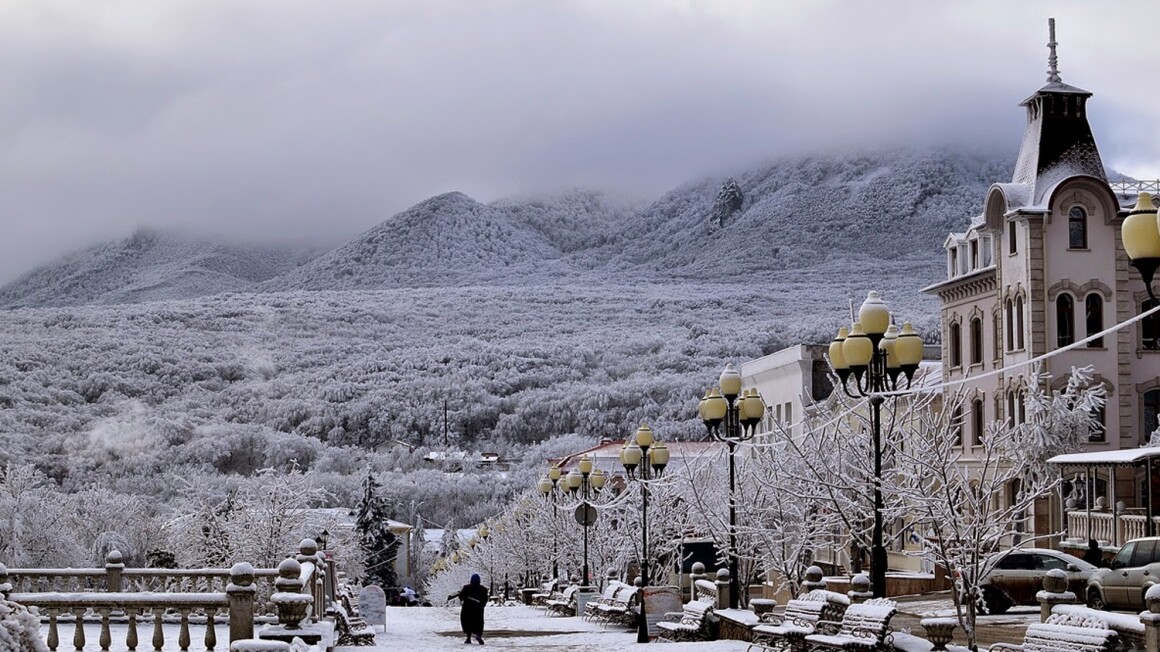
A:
0 148 1012 302
0 229 320 308
600 148 1013 279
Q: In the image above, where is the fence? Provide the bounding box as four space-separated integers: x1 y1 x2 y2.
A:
2 538 335 651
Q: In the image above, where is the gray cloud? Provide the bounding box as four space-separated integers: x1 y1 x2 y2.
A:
0 0 1157 282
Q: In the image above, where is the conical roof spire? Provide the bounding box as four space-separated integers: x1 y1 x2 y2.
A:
1046 17 1061 83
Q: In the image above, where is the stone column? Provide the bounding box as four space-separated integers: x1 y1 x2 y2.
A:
801 565 827 593
226 563 257 644
716 568 731 610
1037 569 1077 623
689 562 705 602
1141 585 1160 652
847 574 873 604
105 550 125 593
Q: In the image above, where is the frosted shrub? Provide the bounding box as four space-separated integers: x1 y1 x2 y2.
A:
0 599 48 652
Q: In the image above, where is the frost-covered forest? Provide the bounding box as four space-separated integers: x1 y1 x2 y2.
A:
0 146 1012 567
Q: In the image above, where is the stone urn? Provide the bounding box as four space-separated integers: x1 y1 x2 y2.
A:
270 558 313 629
920 617 956 651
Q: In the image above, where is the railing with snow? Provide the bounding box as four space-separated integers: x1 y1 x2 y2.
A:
1 538 336 651
1111 180 1160 196
1065 509 1160 546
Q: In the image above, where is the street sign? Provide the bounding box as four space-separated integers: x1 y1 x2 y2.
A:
574 502 598 527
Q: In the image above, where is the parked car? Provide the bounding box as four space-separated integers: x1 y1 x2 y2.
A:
1087 536 1160 611
979 548 1097 614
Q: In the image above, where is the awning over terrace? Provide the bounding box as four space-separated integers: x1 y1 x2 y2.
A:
1047 447 1160 544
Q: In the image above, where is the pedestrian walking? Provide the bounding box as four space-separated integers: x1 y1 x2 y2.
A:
450 573 489 644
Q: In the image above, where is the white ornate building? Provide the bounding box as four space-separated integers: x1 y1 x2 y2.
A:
922 22 1160 541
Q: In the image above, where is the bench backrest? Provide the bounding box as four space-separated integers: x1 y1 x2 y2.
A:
561 585 580 601
600 583 623 600
681 599 714 624
614 586 638 605
784 589 849 624
1017 614 1118 652
834 598 895 640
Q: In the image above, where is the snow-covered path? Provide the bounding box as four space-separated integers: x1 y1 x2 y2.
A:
340 605 751 651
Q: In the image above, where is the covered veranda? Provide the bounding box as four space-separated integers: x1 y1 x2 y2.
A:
1048 448 1160 547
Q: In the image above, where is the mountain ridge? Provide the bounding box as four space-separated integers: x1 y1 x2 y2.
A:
0 146 1016 307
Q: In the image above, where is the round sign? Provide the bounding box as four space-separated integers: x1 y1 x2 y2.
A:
574 502 598 527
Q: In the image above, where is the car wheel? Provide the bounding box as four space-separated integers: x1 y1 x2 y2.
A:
1087 587 1107 611
978 587 1011 615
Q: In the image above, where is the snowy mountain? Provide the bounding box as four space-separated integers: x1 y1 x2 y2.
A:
0 147 1013 303
0 229 320 308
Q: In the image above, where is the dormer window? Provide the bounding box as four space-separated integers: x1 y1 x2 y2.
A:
981 235 993 266
949 248 958 277
970 239 979 269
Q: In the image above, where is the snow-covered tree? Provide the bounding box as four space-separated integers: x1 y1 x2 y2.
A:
895 364 1104 652
355 470 400 588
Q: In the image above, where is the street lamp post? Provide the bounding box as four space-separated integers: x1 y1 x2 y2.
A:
698 365 766 609
564 455 605 587
537 466 564 583
621 423 668 644
827 290 924 599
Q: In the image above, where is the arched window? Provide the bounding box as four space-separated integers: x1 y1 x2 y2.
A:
1018 389 1026 424
971 397 985 446
1069 206 1087 249
970 317 983 365
1056 295 1074 348
1085 294 1103 348
1006 299 1015 351
1089 404 1106 443
1144 389 1160 445
949 322 962 368
1142 299 1159 351
1006 390 1017 426
951 405 964 446
1015 296 1025 350
993 312 1002 361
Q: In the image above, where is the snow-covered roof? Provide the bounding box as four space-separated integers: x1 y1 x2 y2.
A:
1047 447 1160 467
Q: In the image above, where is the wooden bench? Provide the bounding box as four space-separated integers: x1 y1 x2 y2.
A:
747 589 849 652
582 582 627 622
988 612 1118 652
594 585 639 628
803 598 897 651
330 600 376 646
531 578 558 608
545 585 581 616
656 598 716 642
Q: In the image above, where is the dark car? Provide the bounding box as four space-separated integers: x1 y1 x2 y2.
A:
1087 537 1160 611
980 548 1097 614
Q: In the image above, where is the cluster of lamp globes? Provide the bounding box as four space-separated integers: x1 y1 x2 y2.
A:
828 291 925 391
697 363 768 435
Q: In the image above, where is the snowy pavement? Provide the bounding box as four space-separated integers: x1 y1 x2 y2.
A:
339 604 751 651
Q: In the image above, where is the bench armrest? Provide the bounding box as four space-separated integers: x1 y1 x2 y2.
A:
988 645 1024 652
758 613 785 625
813 619 842 636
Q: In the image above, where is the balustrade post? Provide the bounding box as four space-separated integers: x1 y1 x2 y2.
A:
296 539 323 621
715 568 731 610
99 607 112 651
227 563 257 644
126 608 139 652
73 607 86 652
105 551 125 593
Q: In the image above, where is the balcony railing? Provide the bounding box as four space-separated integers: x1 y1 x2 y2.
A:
1065 509 1160 546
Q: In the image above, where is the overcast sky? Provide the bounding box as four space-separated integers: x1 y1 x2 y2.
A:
1 1 1158 282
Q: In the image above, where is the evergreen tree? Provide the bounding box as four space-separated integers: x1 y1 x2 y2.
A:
355 469 400 588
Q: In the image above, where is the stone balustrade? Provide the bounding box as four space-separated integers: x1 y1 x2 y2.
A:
1 538 336 651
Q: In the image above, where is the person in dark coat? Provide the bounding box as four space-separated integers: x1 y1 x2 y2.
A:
1083 539 1104 567
450 573 489 644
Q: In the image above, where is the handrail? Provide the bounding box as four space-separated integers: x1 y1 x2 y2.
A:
1111 180 1160 195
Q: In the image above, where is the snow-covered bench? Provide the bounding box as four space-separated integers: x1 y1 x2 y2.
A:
803 598 897 651
545 584 580 616
593 585 638 628
531 579 558 609
655 598 716 642
582 582 627 622
988 612 1118 652
747 589 849 652
330 600 375 646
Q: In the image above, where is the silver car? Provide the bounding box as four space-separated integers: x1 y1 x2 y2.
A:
980 548 1096 614
1087 537 1160 611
